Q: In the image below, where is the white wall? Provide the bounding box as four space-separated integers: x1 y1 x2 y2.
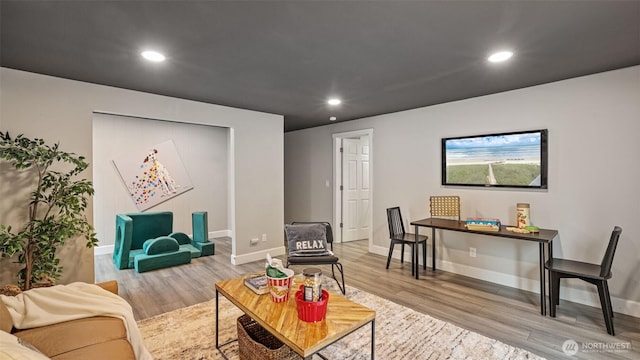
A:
92 113 229 250
0 67 284 286
284 66 640 316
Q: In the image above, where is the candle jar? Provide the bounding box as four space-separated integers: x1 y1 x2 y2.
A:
302 268 323 302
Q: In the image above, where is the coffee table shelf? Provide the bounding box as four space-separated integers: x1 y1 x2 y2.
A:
215 274 375 359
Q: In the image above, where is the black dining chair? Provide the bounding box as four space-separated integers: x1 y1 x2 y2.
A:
284 221 345 294
385 207 428 276
545 226 622 335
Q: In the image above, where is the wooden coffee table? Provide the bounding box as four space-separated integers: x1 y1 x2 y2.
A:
215 274 375 359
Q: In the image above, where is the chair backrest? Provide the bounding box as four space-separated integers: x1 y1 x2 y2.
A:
290 221 334 250
600 226 622 277
386 207 405 237
430 196 460 220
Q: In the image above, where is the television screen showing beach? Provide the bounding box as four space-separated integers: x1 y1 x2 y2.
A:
444 132 542 186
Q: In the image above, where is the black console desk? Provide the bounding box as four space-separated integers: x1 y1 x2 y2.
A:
410 218 558 315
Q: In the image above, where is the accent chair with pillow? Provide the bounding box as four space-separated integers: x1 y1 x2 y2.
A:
284 222 345 294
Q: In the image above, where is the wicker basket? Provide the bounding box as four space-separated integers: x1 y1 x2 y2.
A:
237 314 301 360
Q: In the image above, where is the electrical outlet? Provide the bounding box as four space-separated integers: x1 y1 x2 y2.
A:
262 233 267 242
250 238 259 246
469 247 476 257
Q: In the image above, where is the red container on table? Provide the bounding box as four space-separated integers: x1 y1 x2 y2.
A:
295 285 329 322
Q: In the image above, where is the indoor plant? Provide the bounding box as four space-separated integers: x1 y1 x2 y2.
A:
0 131 97 291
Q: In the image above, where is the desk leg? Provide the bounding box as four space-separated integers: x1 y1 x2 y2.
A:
431 228 436 271
414 225 420 279
548 240 553 313
371 319 375 360
539 243 546 316
215 290 220 348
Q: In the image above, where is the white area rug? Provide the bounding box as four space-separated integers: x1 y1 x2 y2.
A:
138 283 545 359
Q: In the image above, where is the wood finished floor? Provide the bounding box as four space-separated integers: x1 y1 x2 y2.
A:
95 238 639 360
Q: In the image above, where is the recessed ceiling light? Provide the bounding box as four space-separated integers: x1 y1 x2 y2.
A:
141 50 166 62
488 51 513 63
329 116 337 121
327 98 341 106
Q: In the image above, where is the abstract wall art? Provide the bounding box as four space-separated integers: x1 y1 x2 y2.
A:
114 139 193 211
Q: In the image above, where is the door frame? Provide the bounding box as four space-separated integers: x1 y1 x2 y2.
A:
332 128 373 249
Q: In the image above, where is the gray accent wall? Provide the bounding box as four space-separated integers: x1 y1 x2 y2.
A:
284 66 640 316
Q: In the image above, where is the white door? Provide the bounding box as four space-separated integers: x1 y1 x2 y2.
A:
342 136 370 242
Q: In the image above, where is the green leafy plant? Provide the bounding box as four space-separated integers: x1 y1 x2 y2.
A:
0 131 98 290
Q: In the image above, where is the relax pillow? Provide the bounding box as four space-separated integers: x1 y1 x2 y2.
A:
0 331 49 360
285 223 332 257
143 236 179 255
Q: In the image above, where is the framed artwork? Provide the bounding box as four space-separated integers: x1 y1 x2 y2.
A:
114 139 193 211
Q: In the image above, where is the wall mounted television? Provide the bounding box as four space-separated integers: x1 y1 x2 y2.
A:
441 129 548 189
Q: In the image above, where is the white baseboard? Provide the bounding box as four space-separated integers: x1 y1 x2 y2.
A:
94 230 232 256
210 230 232 239
559 284 640 318
370 244 640 318
94 245 114 256
231 246 287 265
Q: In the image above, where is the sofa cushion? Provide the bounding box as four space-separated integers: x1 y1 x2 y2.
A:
143 236 179 255
13 316 129 359
134 249 191 273
96 280 119 295
168 232 191 245
169 233 203 258
0 330 49 360
1 299 12 333
192 211 209 243
180 243 202 258
127 249 145 268
51 338 135 360
128 211 174 250
192 240 215 256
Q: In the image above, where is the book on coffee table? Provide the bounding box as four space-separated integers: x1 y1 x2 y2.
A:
244 274 269 295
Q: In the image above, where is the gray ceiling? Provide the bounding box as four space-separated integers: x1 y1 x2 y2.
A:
1 1 639 132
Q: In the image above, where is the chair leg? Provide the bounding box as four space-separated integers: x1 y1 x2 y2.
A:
401 243 405 264
422 241 427 270
331 262 346 295
554 273 561 306
386 242 395 269
550 272 559 317
548 271 554 317
604 281 614 319
597 281 615 335
411 243 418 276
